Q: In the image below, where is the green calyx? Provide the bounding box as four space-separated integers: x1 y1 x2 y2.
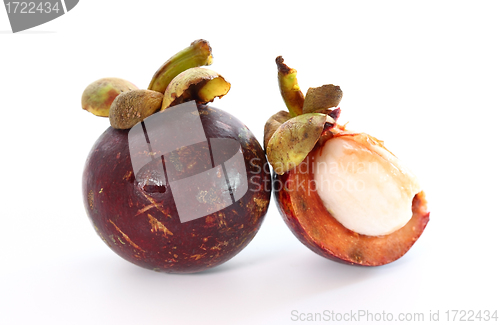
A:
303 84 343 114
82 39 231 130
82 78 138 117
264 110 291 152
267 113 335 175
161 67 231 110
266 57 343 174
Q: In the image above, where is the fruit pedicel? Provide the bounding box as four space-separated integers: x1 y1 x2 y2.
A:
82 40 271 273
265 57 429 266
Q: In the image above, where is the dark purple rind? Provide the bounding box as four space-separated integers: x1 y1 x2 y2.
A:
83 104 271 273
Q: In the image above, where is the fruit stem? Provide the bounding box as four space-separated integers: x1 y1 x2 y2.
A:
276 56 304 117
148 39 213 94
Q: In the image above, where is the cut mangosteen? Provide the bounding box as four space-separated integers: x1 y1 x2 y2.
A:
265 57 429 266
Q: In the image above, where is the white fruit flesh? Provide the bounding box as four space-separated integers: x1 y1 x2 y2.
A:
313 133 421 237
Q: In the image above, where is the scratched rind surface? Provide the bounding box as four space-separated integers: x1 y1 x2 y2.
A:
82 104 271 273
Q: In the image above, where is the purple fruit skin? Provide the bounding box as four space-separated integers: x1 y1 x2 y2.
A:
83 104 271 273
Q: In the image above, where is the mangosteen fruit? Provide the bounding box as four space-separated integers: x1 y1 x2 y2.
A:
265 56 429 266
82 40 271 273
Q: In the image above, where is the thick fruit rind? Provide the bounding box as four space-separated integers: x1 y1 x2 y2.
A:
83 104 271 273
273 152 430 266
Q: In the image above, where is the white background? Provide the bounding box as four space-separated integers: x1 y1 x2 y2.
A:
1 1 499 324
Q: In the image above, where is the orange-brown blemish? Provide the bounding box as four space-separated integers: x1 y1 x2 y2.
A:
191 254 206 261
135 204 157 216
104 89 119 107
123 171 133 181
88 190 94 210
108 220 145 252
138 191 171 218
148 214 173 236
210 244 222 251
